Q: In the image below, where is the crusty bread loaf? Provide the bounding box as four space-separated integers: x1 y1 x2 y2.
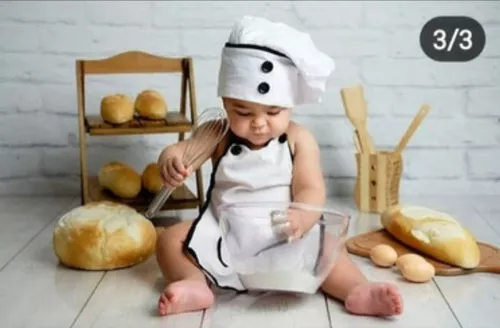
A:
98 161 142 199
134 89 167 119
52 201 157 270
141 163 164 194
381 204 480 269
100 94 134 124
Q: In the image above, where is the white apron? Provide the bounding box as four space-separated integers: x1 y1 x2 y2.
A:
184 132 323 292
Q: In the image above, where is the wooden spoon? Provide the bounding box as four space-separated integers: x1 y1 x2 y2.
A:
394 104 431 154
341 85 376 154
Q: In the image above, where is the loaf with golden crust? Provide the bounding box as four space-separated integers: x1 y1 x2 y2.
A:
134 89 168 119
100 94 134 124
98 161 142 199
141 163 164 194
381 204 480 269
52 201 157 270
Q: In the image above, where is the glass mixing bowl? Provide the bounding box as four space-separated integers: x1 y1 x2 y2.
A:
217 201 350 294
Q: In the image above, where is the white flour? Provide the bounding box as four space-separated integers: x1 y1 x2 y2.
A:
239 271 321 294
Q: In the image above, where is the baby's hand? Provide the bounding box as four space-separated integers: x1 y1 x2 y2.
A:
270 208 305 242
158 156 191 189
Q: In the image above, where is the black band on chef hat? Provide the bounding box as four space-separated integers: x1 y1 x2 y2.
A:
224 42 290 59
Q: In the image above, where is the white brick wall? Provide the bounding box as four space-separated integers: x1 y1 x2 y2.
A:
0 0 499 197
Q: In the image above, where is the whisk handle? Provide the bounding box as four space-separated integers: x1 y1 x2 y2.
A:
144 185 175 220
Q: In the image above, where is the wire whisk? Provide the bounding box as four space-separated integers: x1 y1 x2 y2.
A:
144 106 229 220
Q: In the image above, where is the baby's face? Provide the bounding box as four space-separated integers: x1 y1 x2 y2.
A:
222 97 290 147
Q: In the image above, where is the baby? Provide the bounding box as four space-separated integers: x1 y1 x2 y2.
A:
155 16 403 317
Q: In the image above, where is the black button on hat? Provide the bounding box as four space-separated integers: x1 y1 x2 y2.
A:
261 61 273 73
230 144 242 155
258 82 270 94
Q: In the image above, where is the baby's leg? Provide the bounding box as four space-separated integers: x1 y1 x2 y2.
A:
156 220 214 316
319 235 403 316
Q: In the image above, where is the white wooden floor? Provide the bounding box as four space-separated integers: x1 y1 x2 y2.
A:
0 195 499 328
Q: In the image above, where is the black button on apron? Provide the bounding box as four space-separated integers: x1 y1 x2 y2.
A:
261 61 273 73
278 134 287 143
258 82 270 94
231 144 242 155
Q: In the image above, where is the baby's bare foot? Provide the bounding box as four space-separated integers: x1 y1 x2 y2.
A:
344 282 403 316
158 280 214 316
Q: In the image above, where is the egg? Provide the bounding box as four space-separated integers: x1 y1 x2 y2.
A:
399 259 435 283
369 244 398 267
396 253 427 270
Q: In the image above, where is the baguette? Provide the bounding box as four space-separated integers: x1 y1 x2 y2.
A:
381 204 480 269
98 161 142 199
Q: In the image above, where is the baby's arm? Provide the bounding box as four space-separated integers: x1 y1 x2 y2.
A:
288 123 326 238
158 124 223 186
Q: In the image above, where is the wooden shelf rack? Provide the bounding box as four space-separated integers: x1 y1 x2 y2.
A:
75 50 205 214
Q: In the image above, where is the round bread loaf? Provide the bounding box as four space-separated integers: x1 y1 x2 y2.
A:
141 163 164 194
100 94 134 124
134 89 168 119
98 161 142 199
52 201 157 270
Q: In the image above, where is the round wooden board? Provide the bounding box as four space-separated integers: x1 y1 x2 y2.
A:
346 229 500 275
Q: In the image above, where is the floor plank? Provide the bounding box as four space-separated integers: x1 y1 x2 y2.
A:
0 196 77 270
1 196 497 328
472 196 500 235
71 257 204 328
417 196 500 328
324 198 461 328
202 289 330 328
0 204 105 328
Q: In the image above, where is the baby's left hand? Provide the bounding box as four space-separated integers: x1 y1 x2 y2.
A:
270 208 305 242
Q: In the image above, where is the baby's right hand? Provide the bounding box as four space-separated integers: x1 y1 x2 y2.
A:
158 156 190 189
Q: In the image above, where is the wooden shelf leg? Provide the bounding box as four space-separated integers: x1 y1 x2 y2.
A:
195 168 204 215
187 57 204 214
76 61 89 205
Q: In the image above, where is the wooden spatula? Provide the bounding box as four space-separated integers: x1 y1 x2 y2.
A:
353 130 362 153
394 104 431 154
341 85 376 154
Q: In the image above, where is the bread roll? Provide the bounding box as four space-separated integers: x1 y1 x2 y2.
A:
141 163 164 194
52 201 157 270
134 89 167 119
100 94 134 124
98 161 141 199
381 205 480 269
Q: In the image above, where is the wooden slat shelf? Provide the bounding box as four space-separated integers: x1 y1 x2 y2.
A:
76 51 205 214
87 176 199 212
85 112 193 136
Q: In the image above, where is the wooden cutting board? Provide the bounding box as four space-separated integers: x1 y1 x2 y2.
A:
346 229 500 275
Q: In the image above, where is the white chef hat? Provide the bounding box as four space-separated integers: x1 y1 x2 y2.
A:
217 16 335 108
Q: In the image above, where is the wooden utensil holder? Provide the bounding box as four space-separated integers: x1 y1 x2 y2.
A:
354 151 403 213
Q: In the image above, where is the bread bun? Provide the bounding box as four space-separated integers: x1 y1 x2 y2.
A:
141 163 164 194
381 205 480 269
98 161 141 199
134 89 167 119
100 94 134 124
52 201 156 270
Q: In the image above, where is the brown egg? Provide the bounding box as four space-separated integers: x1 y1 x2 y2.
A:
396 253 427 270
399 259 435 283
369 244 398 267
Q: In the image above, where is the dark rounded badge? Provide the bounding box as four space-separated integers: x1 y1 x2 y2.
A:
257 82 270 94
420 16 486 62
261 61 273 73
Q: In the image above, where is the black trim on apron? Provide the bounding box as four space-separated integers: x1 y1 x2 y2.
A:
183 130 325 292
